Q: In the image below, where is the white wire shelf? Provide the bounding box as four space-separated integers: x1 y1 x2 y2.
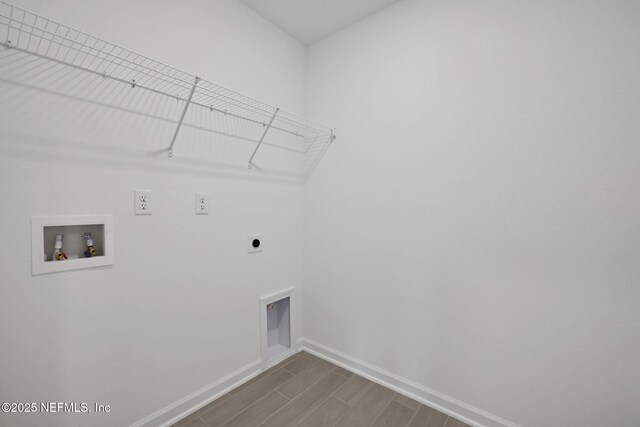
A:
0 1 335 179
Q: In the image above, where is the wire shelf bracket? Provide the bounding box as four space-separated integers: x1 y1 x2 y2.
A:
168 76 200 158
248 108 279 169
0 1 336 180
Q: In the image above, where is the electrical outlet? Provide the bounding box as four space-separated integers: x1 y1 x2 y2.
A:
195 192 209 215
248 233 263 253
134 190 152 215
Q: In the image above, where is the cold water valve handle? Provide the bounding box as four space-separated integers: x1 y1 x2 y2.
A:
53 234 67 261
84 233 97 257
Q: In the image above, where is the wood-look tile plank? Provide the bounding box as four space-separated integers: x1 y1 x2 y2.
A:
277 358 335 398
372 401 416 427
333 383 396 427
172 413 202 427
408 404 448 427
265 372 349 427
331 366 354 378
279 352 322 375
229 372 277 397
172 394 231 426
201 369 294 426
332 374 374 405
271 351 305 369
169 354 457 427
222 391 289 427
393 394 419 410
444 416 472 427
180 417 208 427
297 396 349 427
228 351 304 398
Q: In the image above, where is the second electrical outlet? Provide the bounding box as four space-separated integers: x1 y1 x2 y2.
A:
195 192 209 215
134 190 152 215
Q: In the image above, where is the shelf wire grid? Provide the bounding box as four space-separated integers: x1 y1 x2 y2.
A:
0 1 334 179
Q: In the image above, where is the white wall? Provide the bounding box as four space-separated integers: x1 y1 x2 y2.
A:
304 1 640 426
3 1 639 426
0 1 306 426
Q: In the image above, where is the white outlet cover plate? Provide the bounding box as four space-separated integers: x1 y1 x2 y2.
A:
134 190 152 215
195 192 209 215
248 233 263 253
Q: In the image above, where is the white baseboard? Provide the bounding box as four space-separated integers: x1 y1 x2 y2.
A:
297 338 521 427
129 359 262 427
130 340 521 427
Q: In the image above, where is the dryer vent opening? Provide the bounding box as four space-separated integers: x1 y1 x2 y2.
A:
266 296 290 360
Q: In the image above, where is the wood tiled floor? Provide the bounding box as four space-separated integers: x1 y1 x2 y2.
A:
172 351 471 427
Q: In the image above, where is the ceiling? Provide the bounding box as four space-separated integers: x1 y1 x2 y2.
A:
239 0 402 45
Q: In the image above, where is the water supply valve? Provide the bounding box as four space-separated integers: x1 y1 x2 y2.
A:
84 233 97 257
53 234 67 261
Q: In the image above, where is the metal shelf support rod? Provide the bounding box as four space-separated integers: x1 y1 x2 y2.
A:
168 75 200 157
248 108 279 169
